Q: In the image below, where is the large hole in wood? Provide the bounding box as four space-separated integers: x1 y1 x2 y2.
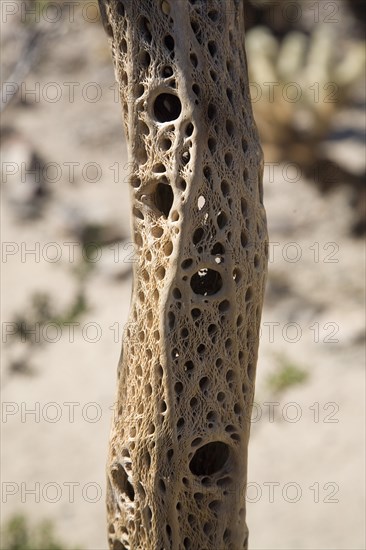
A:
197 196 205 210
192 227 204 244
190 269 222 296
139 15 152 43
154 93 181 122
189 441 230 476
111 464 135 501
113 541 127 550
162 65 173 78
164 34 175 54
117 2 125 17
155 183 173 218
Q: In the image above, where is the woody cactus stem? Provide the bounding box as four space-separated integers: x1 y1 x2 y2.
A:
99 1 268 548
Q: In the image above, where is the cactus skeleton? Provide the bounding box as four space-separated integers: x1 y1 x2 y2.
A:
99 1 268 548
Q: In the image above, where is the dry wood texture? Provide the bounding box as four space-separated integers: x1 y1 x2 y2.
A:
99 1 268 548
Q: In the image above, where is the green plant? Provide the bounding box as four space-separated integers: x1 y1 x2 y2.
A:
267 355 309 393
8 290 88 348
0 514 81 550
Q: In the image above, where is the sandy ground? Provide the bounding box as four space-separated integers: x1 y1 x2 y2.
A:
1 5 365 550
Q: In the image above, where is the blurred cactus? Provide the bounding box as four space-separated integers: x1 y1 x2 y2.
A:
246 24 366 234
246 24 365 151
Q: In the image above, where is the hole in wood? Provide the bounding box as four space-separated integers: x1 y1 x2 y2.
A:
162 65 173 78
154 93 182 122
139 16 152 43
190 53 198 67
155 183 173 218
189 441 230 476
111 464 135 501
164 34 175 53
197 196 205 210
190 269 223 296
113 540 127 550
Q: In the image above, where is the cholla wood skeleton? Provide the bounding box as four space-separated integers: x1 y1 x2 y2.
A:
99 1 268 548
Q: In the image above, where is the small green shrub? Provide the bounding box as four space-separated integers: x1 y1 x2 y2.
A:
7 290 88 348
0 514 81 550
267 356 309 393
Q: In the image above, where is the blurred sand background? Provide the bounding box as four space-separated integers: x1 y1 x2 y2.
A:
1 1 365 549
